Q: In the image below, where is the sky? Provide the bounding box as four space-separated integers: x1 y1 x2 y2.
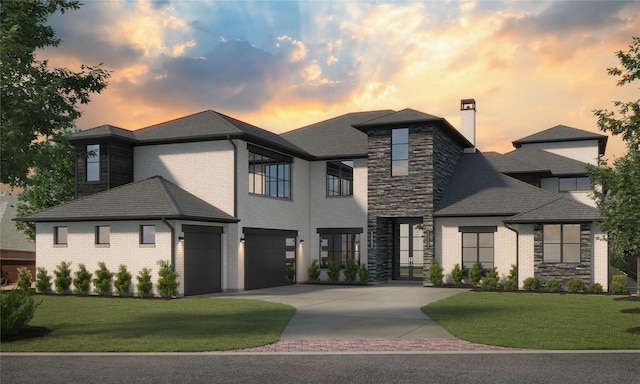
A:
41 0 640 160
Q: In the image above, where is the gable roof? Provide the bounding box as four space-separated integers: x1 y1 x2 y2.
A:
281 110 395 158
15 176 238 223
505 146 590 176
512 124 607 154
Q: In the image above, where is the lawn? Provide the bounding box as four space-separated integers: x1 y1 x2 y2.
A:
1 295 295 352
422 292 640 350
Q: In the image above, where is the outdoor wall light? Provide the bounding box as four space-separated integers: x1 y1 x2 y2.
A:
178 236 184 242
299 239 304 244
240 237 245 243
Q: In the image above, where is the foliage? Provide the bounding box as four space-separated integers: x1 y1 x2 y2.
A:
72 264 92 294
35 267 51 293
136 268 153 297
307 260 320 282
468 263 483 287
427 258 444 285
523 277 541 291
343 259 358 282
157 260 179 297
567 278 585 293
589 282 603 294
327 262 341 282
53 261 72 293
503 265 518 291
0 0 110 187
358 264 369 284
16 267 32 291
0 289 40 336
92 262 113 295
450 263 463 286
588 36 640 295
545 279 563 293
114 265 132 296
609 275 629 294
480 267 499 291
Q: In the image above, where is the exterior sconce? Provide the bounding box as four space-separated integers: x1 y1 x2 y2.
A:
299 239 304 244
178 236 184 242
240 237 245 243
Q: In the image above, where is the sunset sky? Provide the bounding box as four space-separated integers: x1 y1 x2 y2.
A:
41 0 639 160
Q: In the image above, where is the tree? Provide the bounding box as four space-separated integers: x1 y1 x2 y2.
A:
0 0 109 187
588 36 640 295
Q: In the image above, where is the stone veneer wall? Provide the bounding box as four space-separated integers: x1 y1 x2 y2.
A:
533 223 593 285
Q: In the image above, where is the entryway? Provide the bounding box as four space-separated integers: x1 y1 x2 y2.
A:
393 220 424 280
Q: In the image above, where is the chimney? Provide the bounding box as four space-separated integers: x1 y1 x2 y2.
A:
460 98 476 153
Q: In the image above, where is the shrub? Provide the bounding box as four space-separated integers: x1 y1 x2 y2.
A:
427 258 444 286
114 265 132 296
503 265 518 291
0 289 40 336
481 267 499 291
358 264 369 284
157 260 179 297
523 277 541 291
16 267 32 291
588 282 603 294
136 268 153 297
307 260 320 282
35 267 51 293
327 262 341 282
469 264 483 287
73 264 92 294
567 278 585 293
545 279 563 293
92 262 113 295
609 275 629 294
344 259 359 283
53 261 72 293
451 263 463 286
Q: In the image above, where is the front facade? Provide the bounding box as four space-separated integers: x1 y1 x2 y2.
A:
18 101 610 295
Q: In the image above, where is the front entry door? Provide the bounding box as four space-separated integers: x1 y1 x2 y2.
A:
393 221 424 280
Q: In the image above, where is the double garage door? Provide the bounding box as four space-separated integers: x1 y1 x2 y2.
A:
244 228 297 291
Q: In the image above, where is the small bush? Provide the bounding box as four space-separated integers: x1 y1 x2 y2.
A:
307 260 320 282
503 265 518 291
114 265 132 296
358 264 369 284
588 282 603 294
523 277 541 291
545 279 563 293
136 268 153 297
567 278 585 293
157 260 179 297
609 275 629 294
73 264 92 294
92 262 113 295
481 277 499 291
344 260 359 283
35 267 51 293
327 262 341 282
16 267 32 291
469 264 483 287
451 263 463 286
0 290 40 336
427 258 444 286
53 261 72 293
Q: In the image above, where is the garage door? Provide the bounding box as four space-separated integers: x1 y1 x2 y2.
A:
183 225 222 296
244 228 297 290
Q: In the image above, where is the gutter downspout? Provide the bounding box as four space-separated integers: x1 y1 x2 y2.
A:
504 223 519 288
227 135 238 218
162 217 176 271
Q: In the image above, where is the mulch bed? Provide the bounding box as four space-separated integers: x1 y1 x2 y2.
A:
626 327 640 335
614 296 640 302
1 326 51 342
621 308 640 314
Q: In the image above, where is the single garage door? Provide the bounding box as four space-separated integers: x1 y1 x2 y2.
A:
244 228 297 290
183 225 222 296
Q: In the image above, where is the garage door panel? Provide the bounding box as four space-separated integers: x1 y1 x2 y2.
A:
183 225 222 296
244 229 296 291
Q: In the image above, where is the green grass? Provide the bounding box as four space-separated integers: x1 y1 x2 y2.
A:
422 292 640 350
1 295 295 352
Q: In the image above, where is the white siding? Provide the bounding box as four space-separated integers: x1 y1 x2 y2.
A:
592 223 609 291
522 140 600 165
514 224 535 287
540 177 595 207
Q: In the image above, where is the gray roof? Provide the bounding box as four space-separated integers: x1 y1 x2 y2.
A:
505 146 590 176
281 110 395 158
505 197 601 224
513 124 607 154
69 124 137 142
481 151 550 175
1 192 35 253
16 176 238 223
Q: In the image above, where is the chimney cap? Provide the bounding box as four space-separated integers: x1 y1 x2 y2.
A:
460 99 476 110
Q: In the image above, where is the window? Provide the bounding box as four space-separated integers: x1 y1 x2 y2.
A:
54 226 68 245
327 160 353 196
559 177 591 192
248 145 292 199
86 144 100 182
96 225 110 245
460 227 495 270
318 229 362 268
391 128 409 176
544 224 581 263
140 225 155 245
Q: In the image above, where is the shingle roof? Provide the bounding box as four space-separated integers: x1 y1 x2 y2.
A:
15 176 238 223
505 197 601 224
1 192 35 252
505 146 590 176
281 110 395 158
69 124 137 142
481 151 550 175
512 124 607 154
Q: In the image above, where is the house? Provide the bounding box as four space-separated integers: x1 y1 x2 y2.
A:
17 99 610 295
1 192 36 283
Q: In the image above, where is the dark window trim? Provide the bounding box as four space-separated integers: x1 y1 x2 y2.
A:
86 144 100 182
326 160 354 197
140 225 156 245
95 225 110 245
317 227 363 234
247 143 292 163
54 226 68 245
391 127 409 177
319 232 361 268
461 231 495 269
248 146 292 200
558 176 591 192
543 224 581 263
459 226 498 233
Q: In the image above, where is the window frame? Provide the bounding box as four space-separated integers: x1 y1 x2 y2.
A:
318 228 362 268
86 144 100 182
558 177 591 192
54 226 68 245
95 225 110 246
326 160 354 197
140 225 156 245
459 226 496 270
391 128 409 176
543 224 581 263
248 144 292 200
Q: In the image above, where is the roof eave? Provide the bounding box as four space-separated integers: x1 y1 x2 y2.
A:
15 215 240 223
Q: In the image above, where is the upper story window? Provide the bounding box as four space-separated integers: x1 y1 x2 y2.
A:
391 128 409 176
86 144 100 182
140 225 155 245
559 177 591 192
543 224 580 263
54 226 68 245
248 144 292 199
96 225 110 245
327 160 353 196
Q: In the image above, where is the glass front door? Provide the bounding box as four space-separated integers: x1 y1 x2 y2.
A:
394 222 424 279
